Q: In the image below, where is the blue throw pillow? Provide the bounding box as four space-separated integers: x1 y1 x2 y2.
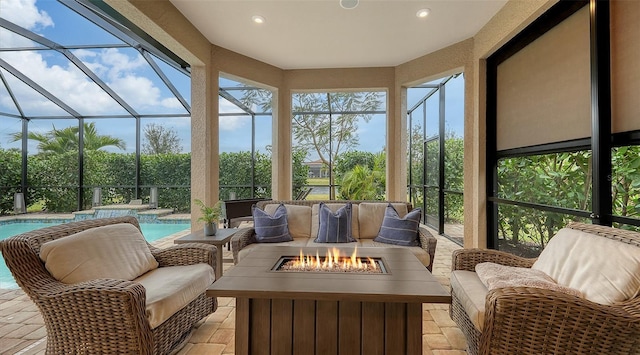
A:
373 204 421 246
252 204 293 243
315 203 355 243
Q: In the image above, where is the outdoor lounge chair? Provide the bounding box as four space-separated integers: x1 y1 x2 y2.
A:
0 216 217 355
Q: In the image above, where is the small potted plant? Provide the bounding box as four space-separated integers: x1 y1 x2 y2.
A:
194 199 222 236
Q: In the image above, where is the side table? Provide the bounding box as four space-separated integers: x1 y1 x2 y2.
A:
174 228 237 280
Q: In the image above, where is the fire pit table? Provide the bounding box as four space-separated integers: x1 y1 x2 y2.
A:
206 245 451 355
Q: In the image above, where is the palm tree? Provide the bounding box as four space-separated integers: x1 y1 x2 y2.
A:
10 122 126 153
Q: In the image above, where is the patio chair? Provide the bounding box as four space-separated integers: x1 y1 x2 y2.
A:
0 216 217 355
450 222 640 355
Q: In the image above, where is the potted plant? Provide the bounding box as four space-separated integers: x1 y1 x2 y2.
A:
194 199 222 236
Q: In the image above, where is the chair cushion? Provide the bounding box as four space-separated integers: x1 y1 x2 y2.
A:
39 223 158 284
264 204 312 239
373 204 421 246
476 262 582 297
532 227 640 305
135 263 214 329
253 204 293 243
450 270 488 331
359 239 430 268
311 203 360 239
358 202 409 239
315 203 355 243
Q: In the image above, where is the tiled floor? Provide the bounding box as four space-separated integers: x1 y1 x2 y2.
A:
0 228 466 355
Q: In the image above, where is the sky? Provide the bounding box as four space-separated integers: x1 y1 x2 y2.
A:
0 0 465 159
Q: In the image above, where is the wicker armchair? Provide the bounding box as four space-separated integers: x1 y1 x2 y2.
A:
450 222 640 355
0 216 217 355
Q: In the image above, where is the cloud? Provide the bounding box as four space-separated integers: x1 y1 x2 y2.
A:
0 0 188 117
219 98 248 131
1 0 53 30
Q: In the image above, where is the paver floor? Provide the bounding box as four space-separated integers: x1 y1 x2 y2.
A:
0 227 466 355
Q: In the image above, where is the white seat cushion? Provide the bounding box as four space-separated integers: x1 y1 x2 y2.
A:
532 228 640 305
238 237 309 263
135 263 214 329
358 239 430 268
450 270 488 331
39 223 158 284
264 204 312 238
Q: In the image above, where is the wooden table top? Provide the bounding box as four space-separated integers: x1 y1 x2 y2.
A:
207 245 451 304
174 228 238 245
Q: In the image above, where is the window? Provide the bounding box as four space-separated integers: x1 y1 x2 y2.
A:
407 74 464 244
291 91 386 200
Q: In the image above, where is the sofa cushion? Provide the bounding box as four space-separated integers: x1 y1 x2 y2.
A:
311 203 360 239
253 204 293 243
532 228 640 305
450 270 488 331
39 223 158 284
373 204 421 246
359 239 430 268
476 262 582 297
264 204 312 238
238 237 310 263
358 203 409 239
315 203 355 243
135 263 214 329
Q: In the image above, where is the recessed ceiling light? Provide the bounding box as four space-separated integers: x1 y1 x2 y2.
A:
416 8 431 18
252 15 265 24
340 0 358 10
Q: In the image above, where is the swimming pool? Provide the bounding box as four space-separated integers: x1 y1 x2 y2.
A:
0 221 191 289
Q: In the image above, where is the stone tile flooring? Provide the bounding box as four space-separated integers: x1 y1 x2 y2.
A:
0 228 466 355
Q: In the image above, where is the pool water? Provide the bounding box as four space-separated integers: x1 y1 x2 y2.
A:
0 221 191 289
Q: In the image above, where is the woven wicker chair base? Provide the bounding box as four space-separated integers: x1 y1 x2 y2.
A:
449 222 640 355
450 289 480 355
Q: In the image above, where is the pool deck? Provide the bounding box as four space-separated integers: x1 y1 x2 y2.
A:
0 222 467 355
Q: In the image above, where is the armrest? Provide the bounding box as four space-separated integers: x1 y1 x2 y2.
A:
452 248 535 272
417 226 437 272
34 278 153 353
481 288 640 354
231 227 257 264
151 243 216 268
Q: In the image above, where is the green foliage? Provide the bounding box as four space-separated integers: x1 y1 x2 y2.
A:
0 149 22 214
337 152 385 200
334 151 376 181
194 199 222 223
11 122 126 153
219 150 308 200
142 123 182 154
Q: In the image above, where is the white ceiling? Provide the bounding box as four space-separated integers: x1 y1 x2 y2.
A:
170 0 507 70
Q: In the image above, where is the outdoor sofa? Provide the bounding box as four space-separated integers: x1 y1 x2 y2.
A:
231 199 438 271
0 216 217 355
450 222 640 355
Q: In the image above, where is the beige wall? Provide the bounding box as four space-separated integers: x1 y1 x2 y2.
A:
112 0 560 247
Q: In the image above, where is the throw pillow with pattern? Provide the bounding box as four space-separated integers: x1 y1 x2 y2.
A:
373 204 421 246
252 204 293 243
315 202 355 243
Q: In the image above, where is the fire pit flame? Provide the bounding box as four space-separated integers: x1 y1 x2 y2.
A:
279 247 382 273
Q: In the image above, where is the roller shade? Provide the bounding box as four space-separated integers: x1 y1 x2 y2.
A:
611 0 640 134
496 6 591 151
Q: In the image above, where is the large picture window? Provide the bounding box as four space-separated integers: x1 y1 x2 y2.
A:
291 91 386 200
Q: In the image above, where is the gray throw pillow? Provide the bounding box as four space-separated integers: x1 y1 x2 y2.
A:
315 202 355 243
253 204 293 243
373 204 421 246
